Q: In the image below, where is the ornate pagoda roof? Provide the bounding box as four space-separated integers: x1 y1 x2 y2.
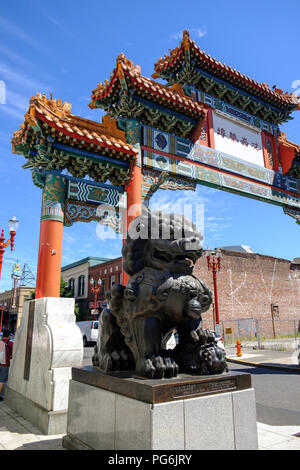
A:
153 30 300 117
12 93 137 186
278 132 300 178
90 54 207 138
12 93 136 157
278 132 300 152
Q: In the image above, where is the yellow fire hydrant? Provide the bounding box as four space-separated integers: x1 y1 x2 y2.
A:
236 340 242 357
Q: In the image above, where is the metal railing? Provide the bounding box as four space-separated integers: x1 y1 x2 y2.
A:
202 317 300 350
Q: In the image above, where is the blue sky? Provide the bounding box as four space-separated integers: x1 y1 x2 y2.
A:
0 0 300 291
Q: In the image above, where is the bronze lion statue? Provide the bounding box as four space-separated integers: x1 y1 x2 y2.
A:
93 208 227 379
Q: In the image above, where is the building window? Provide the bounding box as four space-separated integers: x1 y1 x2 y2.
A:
78 275 85 297
68 278 75 295
110 275 115 288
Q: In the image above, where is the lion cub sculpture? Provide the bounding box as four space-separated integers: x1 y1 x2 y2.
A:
93 208 227 379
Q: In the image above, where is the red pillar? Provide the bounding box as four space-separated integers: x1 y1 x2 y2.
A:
35 220 63 299
122 120 143 286
0 230 6 283
262 132 278 171
122 160 142 285
35 174 66 299
212 269 220 326
207 108 215 149
190 111 209 146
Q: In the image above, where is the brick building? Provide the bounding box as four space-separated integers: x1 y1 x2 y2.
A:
65 248 300 336
0 286 35 332
196 249 300 337
87 257 123 317
61 256 111 318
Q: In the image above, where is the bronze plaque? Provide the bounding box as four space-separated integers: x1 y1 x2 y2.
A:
24 301 35 381
171 378 237 399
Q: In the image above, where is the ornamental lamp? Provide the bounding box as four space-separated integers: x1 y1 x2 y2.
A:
8 216 19 252
90 277 102 321
9 215 19 233
0 216 19 281
206 248 222 335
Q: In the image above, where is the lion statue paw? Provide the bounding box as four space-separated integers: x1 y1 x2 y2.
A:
136 356 179 379
172 328 228 375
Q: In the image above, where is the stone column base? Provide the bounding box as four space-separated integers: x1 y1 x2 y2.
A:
63 367 258 450
5 387 67 435
6 297 83 435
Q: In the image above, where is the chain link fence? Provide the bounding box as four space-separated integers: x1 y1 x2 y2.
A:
202 317 300 350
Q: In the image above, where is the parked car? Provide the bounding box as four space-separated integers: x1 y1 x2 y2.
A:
76 320 99 347
213 332 225 350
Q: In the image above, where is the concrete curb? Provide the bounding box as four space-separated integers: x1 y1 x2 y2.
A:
227 356 300 373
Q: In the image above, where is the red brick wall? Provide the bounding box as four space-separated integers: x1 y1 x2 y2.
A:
88 251 300 336
194 250 300 335
88 257 122 305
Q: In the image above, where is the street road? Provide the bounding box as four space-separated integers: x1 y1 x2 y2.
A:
228 362 300 426
82 347 300 427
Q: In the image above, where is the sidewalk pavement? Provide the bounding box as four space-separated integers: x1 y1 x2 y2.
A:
226 345 300 449
0 347 300 451
0 401 64 450
225 344 300 372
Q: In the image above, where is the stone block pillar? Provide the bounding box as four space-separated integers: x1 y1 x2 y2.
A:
6 297 83 434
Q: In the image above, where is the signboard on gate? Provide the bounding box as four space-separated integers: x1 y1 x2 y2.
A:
213 111 265 167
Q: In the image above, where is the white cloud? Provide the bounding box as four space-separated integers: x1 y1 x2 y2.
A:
62 232 78 245
46 15 76 39
6 90 29 112
0 61 50 92
191 28 207 38
149 185 233 248
0 89 32 122
0 105 25 121
170 28 207 41
0 16 41 50
0 45 32 68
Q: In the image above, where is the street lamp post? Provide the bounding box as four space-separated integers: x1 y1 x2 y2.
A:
206 249 222 335
0 216 19 282
0 303 7 332
90 277 102 320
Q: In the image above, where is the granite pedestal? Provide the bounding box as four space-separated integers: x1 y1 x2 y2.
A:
5 298 83 435
62 367 258 450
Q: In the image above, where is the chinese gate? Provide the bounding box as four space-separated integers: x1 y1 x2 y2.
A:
11 30 300 298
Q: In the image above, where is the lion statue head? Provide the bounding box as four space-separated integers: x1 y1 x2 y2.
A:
122 207 203 276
